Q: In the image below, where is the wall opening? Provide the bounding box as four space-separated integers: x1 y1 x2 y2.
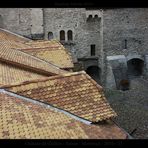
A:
127 58 144 77
67 30 73 41
88 15 93 19
119 79 130 91
124 39 127 49
94 15 98 19
60 30 65 41
48 32 53 40
0 15 4 28
90 44 96 56
86 66 101 84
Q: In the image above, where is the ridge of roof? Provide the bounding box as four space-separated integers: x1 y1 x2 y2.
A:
0 45 68 76
4 71 117 122
0 90 127 139
1 71 88 88
0 61 48 87
0 89 91 125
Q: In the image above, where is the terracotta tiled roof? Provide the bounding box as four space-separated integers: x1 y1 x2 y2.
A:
21 40 74 69
0 29 74 69
4 71 117 122
0 91 127 139
0 28 30 42
0 44 68 76
0 40 31 50
25 39 62 48
0 62 48 87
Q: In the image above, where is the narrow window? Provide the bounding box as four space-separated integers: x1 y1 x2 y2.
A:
60 30 65 41
124 39 127 49
48 32 53 40
67 30 73 41
94 15 98 19
88 15 93 19
91 44 96 56
0 15 4 28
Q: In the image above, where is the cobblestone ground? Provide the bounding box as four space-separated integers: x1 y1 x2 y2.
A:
104 78 148 139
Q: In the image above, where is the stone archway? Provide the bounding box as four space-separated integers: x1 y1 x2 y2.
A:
127 58 144 77
86 66 101 84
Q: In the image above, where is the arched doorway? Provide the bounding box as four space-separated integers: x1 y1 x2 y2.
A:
86 66 101 84
127 58 144 77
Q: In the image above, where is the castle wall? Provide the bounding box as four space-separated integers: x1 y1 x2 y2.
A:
103 8 148 86
1 8 148 88
103 8 148 56
0 8 44 39
43 8 102 59
0 8 31 37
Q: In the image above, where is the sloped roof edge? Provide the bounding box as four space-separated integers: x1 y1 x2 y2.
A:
0 28 31 41
1 71 93 89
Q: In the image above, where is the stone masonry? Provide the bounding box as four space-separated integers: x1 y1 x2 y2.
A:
0 8 148 89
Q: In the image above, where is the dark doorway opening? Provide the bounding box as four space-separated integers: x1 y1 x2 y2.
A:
48 32 53 40
86 66 101 84
127 58 144 78
119 79 130 91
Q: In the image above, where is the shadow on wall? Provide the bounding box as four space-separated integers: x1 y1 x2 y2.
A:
0 15 4 28
86 66 101 84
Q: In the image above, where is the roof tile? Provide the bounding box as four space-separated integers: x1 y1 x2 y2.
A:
0 92 127 139
0 62 48 87
0 44 67 76
21 39 74 69
5 71 117 122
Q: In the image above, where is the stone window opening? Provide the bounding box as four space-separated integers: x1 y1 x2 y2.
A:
60 30 65 41
91 44 96 56
94 15 98 19
124 39 127 49
48 32 53 40
0 15 4 28
88 15 93 19
67 30 73 41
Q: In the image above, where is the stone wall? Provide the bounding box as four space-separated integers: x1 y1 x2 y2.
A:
0 8 31 37
43 8 102 60
103 8 148 56
0 8 44 39
103 8 148 87
1 8 148 88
